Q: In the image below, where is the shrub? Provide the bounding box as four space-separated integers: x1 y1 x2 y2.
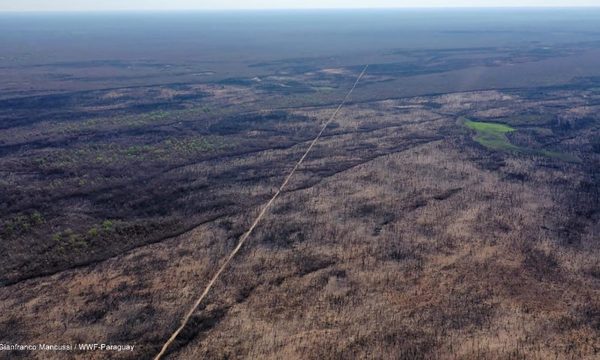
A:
102 220 114 231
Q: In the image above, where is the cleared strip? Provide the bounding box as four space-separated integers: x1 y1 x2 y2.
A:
155 64 369 360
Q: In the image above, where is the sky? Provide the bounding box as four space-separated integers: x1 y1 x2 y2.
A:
1 0 599 11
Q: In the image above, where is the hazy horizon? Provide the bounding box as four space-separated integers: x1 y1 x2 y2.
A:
1 0 600 12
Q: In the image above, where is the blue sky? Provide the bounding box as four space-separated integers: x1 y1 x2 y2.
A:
1 0 599 11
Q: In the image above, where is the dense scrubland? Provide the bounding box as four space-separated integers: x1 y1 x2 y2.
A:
1 75 598 359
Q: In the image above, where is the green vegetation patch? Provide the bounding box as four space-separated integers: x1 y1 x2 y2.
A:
1 211 45 239
462 118 579 162
464 119 518 152
34 135 228 171
53 219 118 250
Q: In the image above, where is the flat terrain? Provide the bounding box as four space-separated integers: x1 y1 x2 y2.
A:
0 10 599 360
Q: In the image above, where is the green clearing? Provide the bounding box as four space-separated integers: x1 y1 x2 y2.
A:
464 119 519 152
462 118 578 162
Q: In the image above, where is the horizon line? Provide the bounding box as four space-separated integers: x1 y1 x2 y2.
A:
2 6 600 13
